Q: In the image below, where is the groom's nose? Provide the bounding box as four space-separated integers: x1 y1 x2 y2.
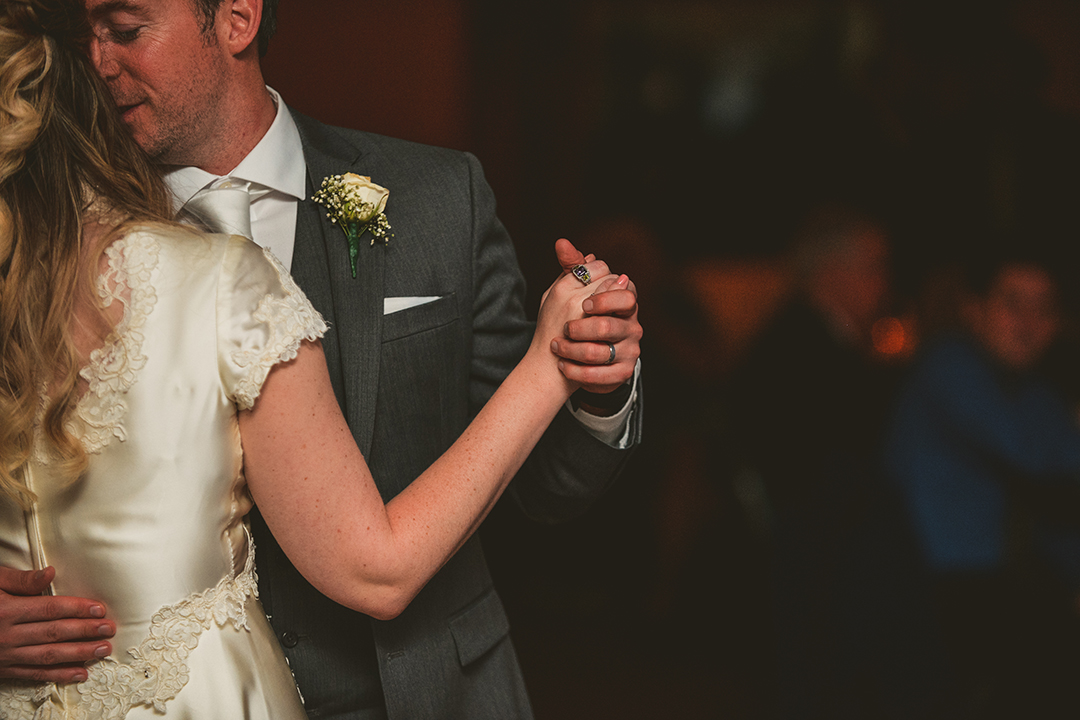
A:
88 36 117 81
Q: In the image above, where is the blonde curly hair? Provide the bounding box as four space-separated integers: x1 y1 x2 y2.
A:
0 0 174 506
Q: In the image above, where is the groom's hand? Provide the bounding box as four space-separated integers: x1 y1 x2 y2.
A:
0 566 115 683
551 239 642 399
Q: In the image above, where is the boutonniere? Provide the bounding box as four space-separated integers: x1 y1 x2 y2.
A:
312 173 394 278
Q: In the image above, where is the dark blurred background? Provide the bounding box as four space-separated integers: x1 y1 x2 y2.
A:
264 2 1080 717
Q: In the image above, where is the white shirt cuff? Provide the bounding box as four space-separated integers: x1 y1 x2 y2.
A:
566 359 641 450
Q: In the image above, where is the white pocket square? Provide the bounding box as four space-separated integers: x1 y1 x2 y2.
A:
383 296 442 315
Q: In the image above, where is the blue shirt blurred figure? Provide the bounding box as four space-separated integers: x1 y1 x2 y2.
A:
886 256 1080 720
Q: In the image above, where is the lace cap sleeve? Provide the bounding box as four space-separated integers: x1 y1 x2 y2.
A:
217 237 327 410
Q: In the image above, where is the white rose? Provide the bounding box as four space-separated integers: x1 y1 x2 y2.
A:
341 173 389 221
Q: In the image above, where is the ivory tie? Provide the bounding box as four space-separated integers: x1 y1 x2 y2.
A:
178 177 271 240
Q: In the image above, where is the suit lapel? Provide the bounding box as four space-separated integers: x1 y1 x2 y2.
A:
291 113 384 458
290 196 345 401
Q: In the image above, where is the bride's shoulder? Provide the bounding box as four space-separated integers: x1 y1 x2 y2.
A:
118 223 244 268
94 224 274 288
120 221 223 249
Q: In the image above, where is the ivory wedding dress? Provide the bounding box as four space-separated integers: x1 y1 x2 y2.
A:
0 226 326 719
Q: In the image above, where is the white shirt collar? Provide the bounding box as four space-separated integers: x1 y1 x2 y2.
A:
162 87 307 211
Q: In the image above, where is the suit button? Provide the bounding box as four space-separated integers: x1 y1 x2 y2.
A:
281 631 299 648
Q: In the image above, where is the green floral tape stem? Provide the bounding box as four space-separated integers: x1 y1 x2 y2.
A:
312 173 394 278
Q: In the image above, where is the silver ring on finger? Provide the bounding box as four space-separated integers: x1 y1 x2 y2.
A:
604 341 616 365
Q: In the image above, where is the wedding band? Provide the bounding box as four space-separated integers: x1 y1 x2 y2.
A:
571 264 591 286
604 342 616 365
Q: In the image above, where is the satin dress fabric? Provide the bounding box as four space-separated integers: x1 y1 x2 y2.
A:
0 226 326 719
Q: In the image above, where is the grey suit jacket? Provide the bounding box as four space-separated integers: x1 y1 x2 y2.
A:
249 110 640 720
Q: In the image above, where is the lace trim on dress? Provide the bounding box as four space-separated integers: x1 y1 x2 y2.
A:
75 234 159 455
230 247 327 410
0 529 260 720
31 233 160 464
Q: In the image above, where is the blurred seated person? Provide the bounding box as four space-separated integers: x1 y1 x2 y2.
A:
734 204 892 518
885 249 1080 719
730 205 931 719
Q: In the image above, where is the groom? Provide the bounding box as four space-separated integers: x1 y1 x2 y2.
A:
0 0 641 717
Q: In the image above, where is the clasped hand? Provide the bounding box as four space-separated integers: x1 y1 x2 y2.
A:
536 239 641 396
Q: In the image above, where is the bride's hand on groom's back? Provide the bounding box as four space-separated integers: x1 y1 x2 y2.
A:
0 565 115 684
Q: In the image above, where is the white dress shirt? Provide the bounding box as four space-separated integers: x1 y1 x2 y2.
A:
164 88 306 269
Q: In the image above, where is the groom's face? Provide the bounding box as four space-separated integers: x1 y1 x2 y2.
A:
86 0 230 165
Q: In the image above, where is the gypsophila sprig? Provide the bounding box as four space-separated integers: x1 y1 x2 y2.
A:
312 173 394 278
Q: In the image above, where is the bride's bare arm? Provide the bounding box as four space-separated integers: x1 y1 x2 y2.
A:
240 258 618 620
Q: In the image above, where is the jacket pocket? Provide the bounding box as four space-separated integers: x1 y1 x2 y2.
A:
380 293 456 343
448 587 511 667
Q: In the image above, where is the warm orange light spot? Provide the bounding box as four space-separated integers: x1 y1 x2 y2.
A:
872 316 908 356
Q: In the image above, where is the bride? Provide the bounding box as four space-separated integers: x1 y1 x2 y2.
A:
0 1 624 717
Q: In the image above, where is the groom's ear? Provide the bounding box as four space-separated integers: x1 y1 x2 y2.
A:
220 0 263 58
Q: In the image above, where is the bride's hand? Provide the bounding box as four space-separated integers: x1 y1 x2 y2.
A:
549 239 640 394
528 248 620 393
